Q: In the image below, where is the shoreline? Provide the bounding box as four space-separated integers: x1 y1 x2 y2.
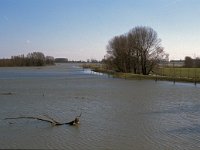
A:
82 64 200 84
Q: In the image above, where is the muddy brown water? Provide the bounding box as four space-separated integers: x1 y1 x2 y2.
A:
0 63 200 150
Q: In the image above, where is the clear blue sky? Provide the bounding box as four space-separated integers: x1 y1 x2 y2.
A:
0 0 200 61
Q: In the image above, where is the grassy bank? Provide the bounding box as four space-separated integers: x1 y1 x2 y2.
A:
82 64 200 84
157 67 200 79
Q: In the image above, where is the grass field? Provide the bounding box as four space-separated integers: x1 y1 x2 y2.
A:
156 68 200 79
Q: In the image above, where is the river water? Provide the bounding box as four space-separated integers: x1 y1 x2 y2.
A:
0 63 200 150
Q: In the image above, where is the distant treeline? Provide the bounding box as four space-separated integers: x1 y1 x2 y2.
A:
184 56 200 68
0 52 55 67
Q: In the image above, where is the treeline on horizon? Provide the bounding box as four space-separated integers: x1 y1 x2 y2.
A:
0 52 54 67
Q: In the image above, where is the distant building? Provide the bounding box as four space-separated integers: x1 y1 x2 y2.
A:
159 59 184 67
169 60 184 67
55 58 68 63
159 60 169 67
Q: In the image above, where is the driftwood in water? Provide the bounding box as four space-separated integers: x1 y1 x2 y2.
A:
5 113 82 126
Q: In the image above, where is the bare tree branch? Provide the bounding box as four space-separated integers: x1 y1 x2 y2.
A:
5 116 54 124
4 114 81 126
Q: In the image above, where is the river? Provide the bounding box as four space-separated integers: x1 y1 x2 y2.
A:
0 63 200 150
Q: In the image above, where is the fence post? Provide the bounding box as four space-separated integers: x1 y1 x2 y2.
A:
173 63 175 84
194 68 197 86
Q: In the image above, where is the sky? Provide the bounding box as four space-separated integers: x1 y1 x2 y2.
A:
0 0 200 61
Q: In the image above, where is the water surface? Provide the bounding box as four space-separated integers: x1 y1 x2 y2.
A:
0 63 200 150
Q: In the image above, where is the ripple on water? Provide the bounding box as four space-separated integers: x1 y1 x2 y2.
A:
141 99 200 150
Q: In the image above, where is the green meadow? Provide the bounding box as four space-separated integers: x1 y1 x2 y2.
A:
156 67 200 79
82 64 200 83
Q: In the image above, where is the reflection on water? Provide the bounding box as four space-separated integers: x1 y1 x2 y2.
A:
0 63 200 150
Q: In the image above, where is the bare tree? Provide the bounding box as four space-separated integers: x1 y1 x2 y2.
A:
105 26 166 75
128 26 164 75
45 56 55 65
106 35 129 72
27 52 46 66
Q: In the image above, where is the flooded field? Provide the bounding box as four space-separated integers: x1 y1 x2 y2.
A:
0 63 200 150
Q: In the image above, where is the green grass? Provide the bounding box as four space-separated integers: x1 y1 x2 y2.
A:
112 72 197 82
156 68 200 79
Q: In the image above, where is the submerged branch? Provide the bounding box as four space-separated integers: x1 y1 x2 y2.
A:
77 112 82 118
4 114 81 126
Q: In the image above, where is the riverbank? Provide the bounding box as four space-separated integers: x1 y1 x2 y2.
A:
82 63 200 84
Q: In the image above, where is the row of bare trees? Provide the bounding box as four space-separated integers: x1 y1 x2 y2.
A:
0 52 55 67
104 26 168 75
